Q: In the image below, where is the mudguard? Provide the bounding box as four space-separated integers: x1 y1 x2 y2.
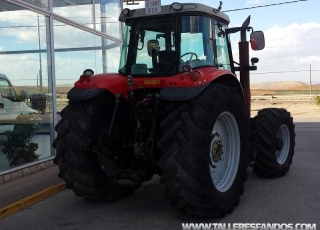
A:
160 72 244 101
67 88 107 100
159 84 209 101
67 73 128 100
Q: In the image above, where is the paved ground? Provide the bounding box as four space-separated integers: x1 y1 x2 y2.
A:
0 119 319 229
0 166 63 208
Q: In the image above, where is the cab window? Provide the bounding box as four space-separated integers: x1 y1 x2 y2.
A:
180 16 214 69
214 22 231 71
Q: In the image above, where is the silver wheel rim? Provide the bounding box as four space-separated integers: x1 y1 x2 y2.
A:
276 124 290 164
209 112 240 192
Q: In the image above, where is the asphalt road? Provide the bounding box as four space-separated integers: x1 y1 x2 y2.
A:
1 120 320 230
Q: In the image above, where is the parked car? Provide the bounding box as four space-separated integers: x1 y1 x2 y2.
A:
0 73 41 133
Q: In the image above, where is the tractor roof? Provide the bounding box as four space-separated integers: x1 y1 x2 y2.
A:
119 2 230 24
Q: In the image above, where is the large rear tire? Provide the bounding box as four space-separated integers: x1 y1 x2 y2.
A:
157 83 250 217
251 108 295 177
53 91 134 201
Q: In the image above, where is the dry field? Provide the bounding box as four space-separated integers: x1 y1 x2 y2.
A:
251 81 320 95
251 81 320 118
251 101 320 118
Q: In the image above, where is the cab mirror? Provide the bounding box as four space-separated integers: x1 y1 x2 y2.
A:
147 40 160 57
250 31 265 51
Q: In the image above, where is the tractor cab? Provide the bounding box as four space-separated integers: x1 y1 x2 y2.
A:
118 2 232 76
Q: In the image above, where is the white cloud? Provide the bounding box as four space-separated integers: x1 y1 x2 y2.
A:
246 0 263 5
232 22 320 83
0 53 45 87
0 3 122 46
299 56 320 64
0 6 121 86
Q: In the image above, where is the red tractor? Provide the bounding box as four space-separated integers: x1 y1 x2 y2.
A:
53 2 295 217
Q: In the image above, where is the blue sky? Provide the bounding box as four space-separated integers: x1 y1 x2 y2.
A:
127 0 320 83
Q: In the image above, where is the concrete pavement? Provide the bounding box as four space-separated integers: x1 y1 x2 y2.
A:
0 166 64 219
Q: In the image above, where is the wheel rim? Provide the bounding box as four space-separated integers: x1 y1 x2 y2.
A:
276 124 290 164
209 112 240 192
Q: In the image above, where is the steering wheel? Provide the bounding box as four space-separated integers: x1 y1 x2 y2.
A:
181 52 198 62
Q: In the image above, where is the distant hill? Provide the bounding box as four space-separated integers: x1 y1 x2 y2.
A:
251 81 315 90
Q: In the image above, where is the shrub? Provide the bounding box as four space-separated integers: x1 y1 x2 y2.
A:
1 114 41 166
313 95 320 105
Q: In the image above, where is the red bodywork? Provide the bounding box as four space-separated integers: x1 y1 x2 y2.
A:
75 67 238 99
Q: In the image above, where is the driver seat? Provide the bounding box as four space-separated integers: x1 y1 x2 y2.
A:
158 50 176 74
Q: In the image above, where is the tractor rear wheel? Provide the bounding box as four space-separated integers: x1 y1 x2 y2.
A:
53 91 134 201
157 83 249 217
251 108 295 177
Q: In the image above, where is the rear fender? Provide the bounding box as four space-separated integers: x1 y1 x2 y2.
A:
68 88 109 101
160 69 244 101
68 73 128 100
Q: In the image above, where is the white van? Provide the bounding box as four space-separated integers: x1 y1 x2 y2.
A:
0 73 40 132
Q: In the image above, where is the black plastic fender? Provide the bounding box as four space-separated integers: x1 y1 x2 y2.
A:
67 87 107 100
159 84 209 101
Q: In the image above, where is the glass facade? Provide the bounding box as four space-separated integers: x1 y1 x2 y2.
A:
0 0 122 173
53 0 121 37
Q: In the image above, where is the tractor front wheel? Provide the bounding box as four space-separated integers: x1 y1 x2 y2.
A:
251 108 295 177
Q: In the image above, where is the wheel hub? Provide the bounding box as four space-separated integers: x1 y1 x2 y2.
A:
276 137 283 151
209 112 241 193
212 140 223 163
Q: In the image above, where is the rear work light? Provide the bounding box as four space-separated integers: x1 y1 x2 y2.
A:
171 2 182 11
78 69 94 84
122 8 131 16
83 69 94 77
